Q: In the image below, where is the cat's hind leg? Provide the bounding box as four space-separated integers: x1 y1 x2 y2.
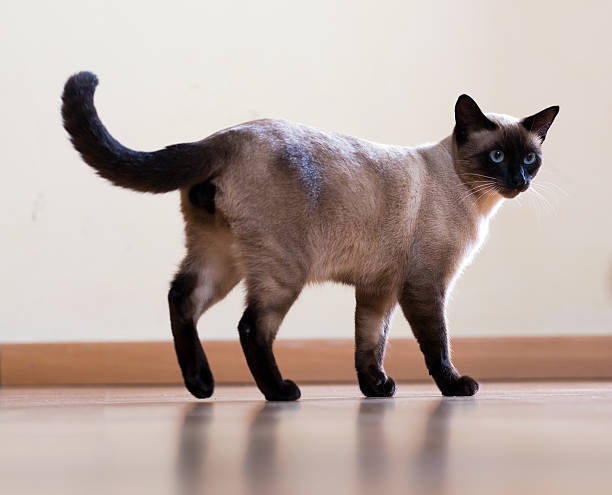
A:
238 274 304 401
354 287 397 398
169 252 241 399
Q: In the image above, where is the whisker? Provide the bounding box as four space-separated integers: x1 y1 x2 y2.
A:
536 180 569 197
470 183 496 192
459 173 495 181
529 185 555 216
526 183 550 217
466 180 498 185
459 182 499 204
460 184 494 201
524 190 545 223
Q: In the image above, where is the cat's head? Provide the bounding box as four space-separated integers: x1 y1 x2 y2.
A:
453 94 559 198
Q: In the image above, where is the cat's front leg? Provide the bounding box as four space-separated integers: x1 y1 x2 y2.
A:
354 288 397 398
398 279 478 397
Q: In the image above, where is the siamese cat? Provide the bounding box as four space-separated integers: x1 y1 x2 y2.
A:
62 71 558 401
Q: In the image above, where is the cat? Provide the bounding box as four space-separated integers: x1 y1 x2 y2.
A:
62 71 558 401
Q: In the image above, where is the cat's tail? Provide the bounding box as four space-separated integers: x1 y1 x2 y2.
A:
61 71 214 193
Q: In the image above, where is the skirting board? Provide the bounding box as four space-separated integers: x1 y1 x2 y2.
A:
1 336 612 386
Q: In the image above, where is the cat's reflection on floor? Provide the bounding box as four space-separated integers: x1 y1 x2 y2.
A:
175 395 472 495
175 401 301 495
243 402 301 495
356 398 395 490
176 402 214 495
414 400 454 495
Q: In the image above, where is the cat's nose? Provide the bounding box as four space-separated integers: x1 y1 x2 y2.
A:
510 177 526 190
509 168 528 190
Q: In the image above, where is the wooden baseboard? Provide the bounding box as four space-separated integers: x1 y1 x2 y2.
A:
1 336 611 386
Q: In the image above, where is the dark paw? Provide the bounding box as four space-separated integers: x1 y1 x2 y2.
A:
264 379 301 402
440 375 479 397
184 373 215 399
359 373 397 398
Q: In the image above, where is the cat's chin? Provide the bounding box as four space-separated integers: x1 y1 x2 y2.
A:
499 187 525 199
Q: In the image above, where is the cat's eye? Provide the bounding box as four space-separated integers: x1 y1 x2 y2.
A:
524 153 536 165
489 150 504 163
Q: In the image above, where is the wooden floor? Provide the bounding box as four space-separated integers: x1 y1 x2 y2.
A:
2 382 611 495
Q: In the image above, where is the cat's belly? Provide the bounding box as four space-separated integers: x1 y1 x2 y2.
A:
306 234 401 287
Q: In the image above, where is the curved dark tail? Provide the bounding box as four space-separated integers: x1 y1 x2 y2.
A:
61 71 212 193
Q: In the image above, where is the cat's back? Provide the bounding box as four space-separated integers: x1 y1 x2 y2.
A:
213 118 418 201
208 118 425 282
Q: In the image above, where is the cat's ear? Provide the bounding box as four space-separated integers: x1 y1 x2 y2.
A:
521 106 560 143
454 94 497 145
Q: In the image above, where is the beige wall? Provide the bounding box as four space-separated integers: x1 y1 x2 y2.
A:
1 1 610 342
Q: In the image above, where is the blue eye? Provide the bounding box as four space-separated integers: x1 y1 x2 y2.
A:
524 153 536 165
489 150 504 163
